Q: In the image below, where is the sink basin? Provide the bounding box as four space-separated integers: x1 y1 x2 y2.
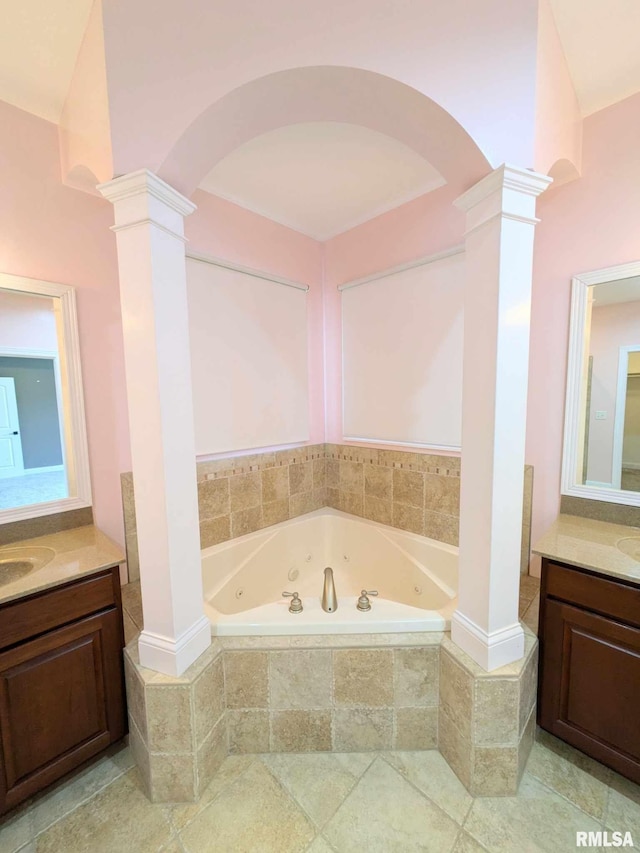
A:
0 546 55 585
616 537 640 562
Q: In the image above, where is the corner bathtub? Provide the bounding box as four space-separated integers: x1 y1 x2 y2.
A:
202 508 458 635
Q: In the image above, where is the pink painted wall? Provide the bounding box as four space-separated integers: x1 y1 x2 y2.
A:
101 0 538 178
528 91 640 572
0 100 129 545
586 301 640 484
186 189 325 446
323 184 465 448
0 291 57 350
534 0 582 183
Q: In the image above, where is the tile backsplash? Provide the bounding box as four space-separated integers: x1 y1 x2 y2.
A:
121 444 534 581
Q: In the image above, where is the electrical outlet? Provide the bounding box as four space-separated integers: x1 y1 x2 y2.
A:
595 410 607 420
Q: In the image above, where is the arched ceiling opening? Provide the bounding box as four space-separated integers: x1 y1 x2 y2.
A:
159 67 491 202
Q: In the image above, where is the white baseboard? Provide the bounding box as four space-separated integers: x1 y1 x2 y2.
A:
23 464 65 475
138 616 211 677
451 610 525 672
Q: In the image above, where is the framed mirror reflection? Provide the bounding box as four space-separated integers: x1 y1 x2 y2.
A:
562 262 640 507
0 274 92 522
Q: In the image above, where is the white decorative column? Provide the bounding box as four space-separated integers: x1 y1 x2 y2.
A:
99 169 210 676
452 164 551 671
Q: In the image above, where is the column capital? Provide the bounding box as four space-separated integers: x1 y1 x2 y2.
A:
98 169 196 236
455 164 552 235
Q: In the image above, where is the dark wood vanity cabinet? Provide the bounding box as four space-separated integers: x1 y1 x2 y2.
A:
0 566 127 815
538 557 640 784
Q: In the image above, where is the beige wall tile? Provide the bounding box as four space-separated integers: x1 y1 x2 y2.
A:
145 685 193 753
228 709 270 754
196 718 227 796
470 746 519 797
224 651 269 708
339 460 364 492
262 499 290 526
394 647 439 707
424 472 460 515
128 716 151 798
290 491 315 517
200 515 231 548
364 464 392 499
231 506 263 538
193 656 225 746
424 510 459 546
289 461 314 495
517 706 536 785
313 458 327 490
333 649 393 707
473 679 519 747
269 650 332 710
341 491 364 517
392 502 424 535
312 487 327 510
326 487 341 509
378 449 421 469
270 710 332 752
395 706 438 750
439 647 473 740
326 459 340 488
438 705 471 790
364 496 393 526
393 469 424 508
124 656 147 742
198 478 230 520
519 648 538 735
149 752 197 803
230 471 261 512
332 708 393 751
261 466 289 503
336 445 379 464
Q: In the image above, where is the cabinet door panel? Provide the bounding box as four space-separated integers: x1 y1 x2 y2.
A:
539 599 640 783
0 609 123 812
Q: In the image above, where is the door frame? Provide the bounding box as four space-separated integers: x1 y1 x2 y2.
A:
612 344 640 489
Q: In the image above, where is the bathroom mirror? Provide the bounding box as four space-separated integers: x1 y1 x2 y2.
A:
562 261 640 507
0 273 91 523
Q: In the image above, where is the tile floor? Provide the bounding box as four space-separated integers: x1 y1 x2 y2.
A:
2 730 639 853
10 573 622 853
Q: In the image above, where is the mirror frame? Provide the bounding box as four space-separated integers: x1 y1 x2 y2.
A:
562 260 640 508
0 273 92 523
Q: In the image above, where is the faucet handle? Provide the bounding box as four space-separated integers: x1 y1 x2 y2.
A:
282 591 303 613
357 590 378 612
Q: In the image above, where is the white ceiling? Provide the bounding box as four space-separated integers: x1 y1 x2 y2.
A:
592 276 640 306
549 0 640 115
199 122 446 241
0 0 92 122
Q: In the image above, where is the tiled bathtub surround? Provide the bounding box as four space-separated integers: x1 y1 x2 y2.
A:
438 630 538 797
121 443 534 581
123 623 538 802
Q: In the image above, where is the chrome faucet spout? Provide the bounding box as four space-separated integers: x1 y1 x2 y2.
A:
321 566 337 613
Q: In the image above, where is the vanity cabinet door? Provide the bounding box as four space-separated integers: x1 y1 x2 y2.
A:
0 608 126 814
539 598 640 784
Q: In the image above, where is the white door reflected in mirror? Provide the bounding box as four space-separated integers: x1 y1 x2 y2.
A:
563 263 640 508
0 275 91 522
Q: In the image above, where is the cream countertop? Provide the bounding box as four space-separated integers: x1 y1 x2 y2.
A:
533 513 640 586
0 525 124 605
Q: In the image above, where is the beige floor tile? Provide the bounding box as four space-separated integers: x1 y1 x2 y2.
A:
170 754 255 831
323 756 459 853
384 751 472 824
179 760 314 853
262 753 373 827
30 744 134 835
464 773 601 853
606 784 640 837
452 831 489 852
160 836 186 853
526 741 610 820
306 836 337 853
34 769 173 853
0 803 34 853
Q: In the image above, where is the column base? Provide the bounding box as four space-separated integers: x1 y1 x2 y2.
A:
138 615 211 677
451 610 525 672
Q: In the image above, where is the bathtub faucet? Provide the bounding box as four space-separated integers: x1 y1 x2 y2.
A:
322 566 337 613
